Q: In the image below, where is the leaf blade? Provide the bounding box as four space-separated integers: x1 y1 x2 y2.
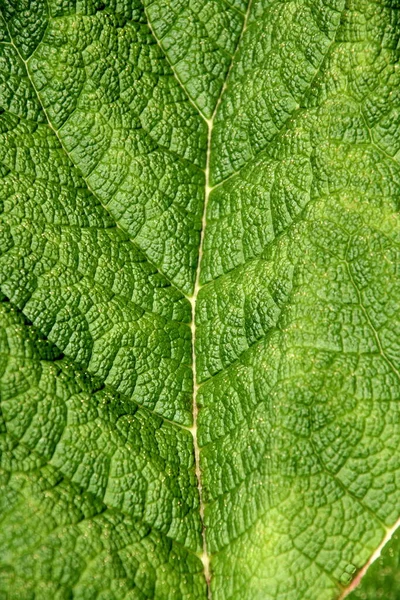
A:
1 0 400 598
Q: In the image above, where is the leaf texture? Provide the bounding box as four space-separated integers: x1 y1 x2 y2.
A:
0 0 400 598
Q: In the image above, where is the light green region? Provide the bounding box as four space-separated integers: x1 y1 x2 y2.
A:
0 0 400 598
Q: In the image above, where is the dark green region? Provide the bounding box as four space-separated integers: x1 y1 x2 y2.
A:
349 532 400 600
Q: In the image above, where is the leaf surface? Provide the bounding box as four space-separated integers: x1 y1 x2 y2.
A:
347 530 400 600
0 0 400 598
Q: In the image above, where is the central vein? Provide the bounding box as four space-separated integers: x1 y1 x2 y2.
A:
189 108 213 593
188 3 254 594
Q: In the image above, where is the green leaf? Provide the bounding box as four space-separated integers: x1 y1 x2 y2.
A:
0 0 400 598
347 530 400 600
0 300 204 597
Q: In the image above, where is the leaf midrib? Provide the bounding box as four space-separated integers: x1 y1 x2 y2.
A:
179 0 254 591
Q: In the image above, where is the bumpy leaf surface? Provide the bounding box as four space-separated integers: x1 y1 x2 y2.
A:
0 0 400 598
